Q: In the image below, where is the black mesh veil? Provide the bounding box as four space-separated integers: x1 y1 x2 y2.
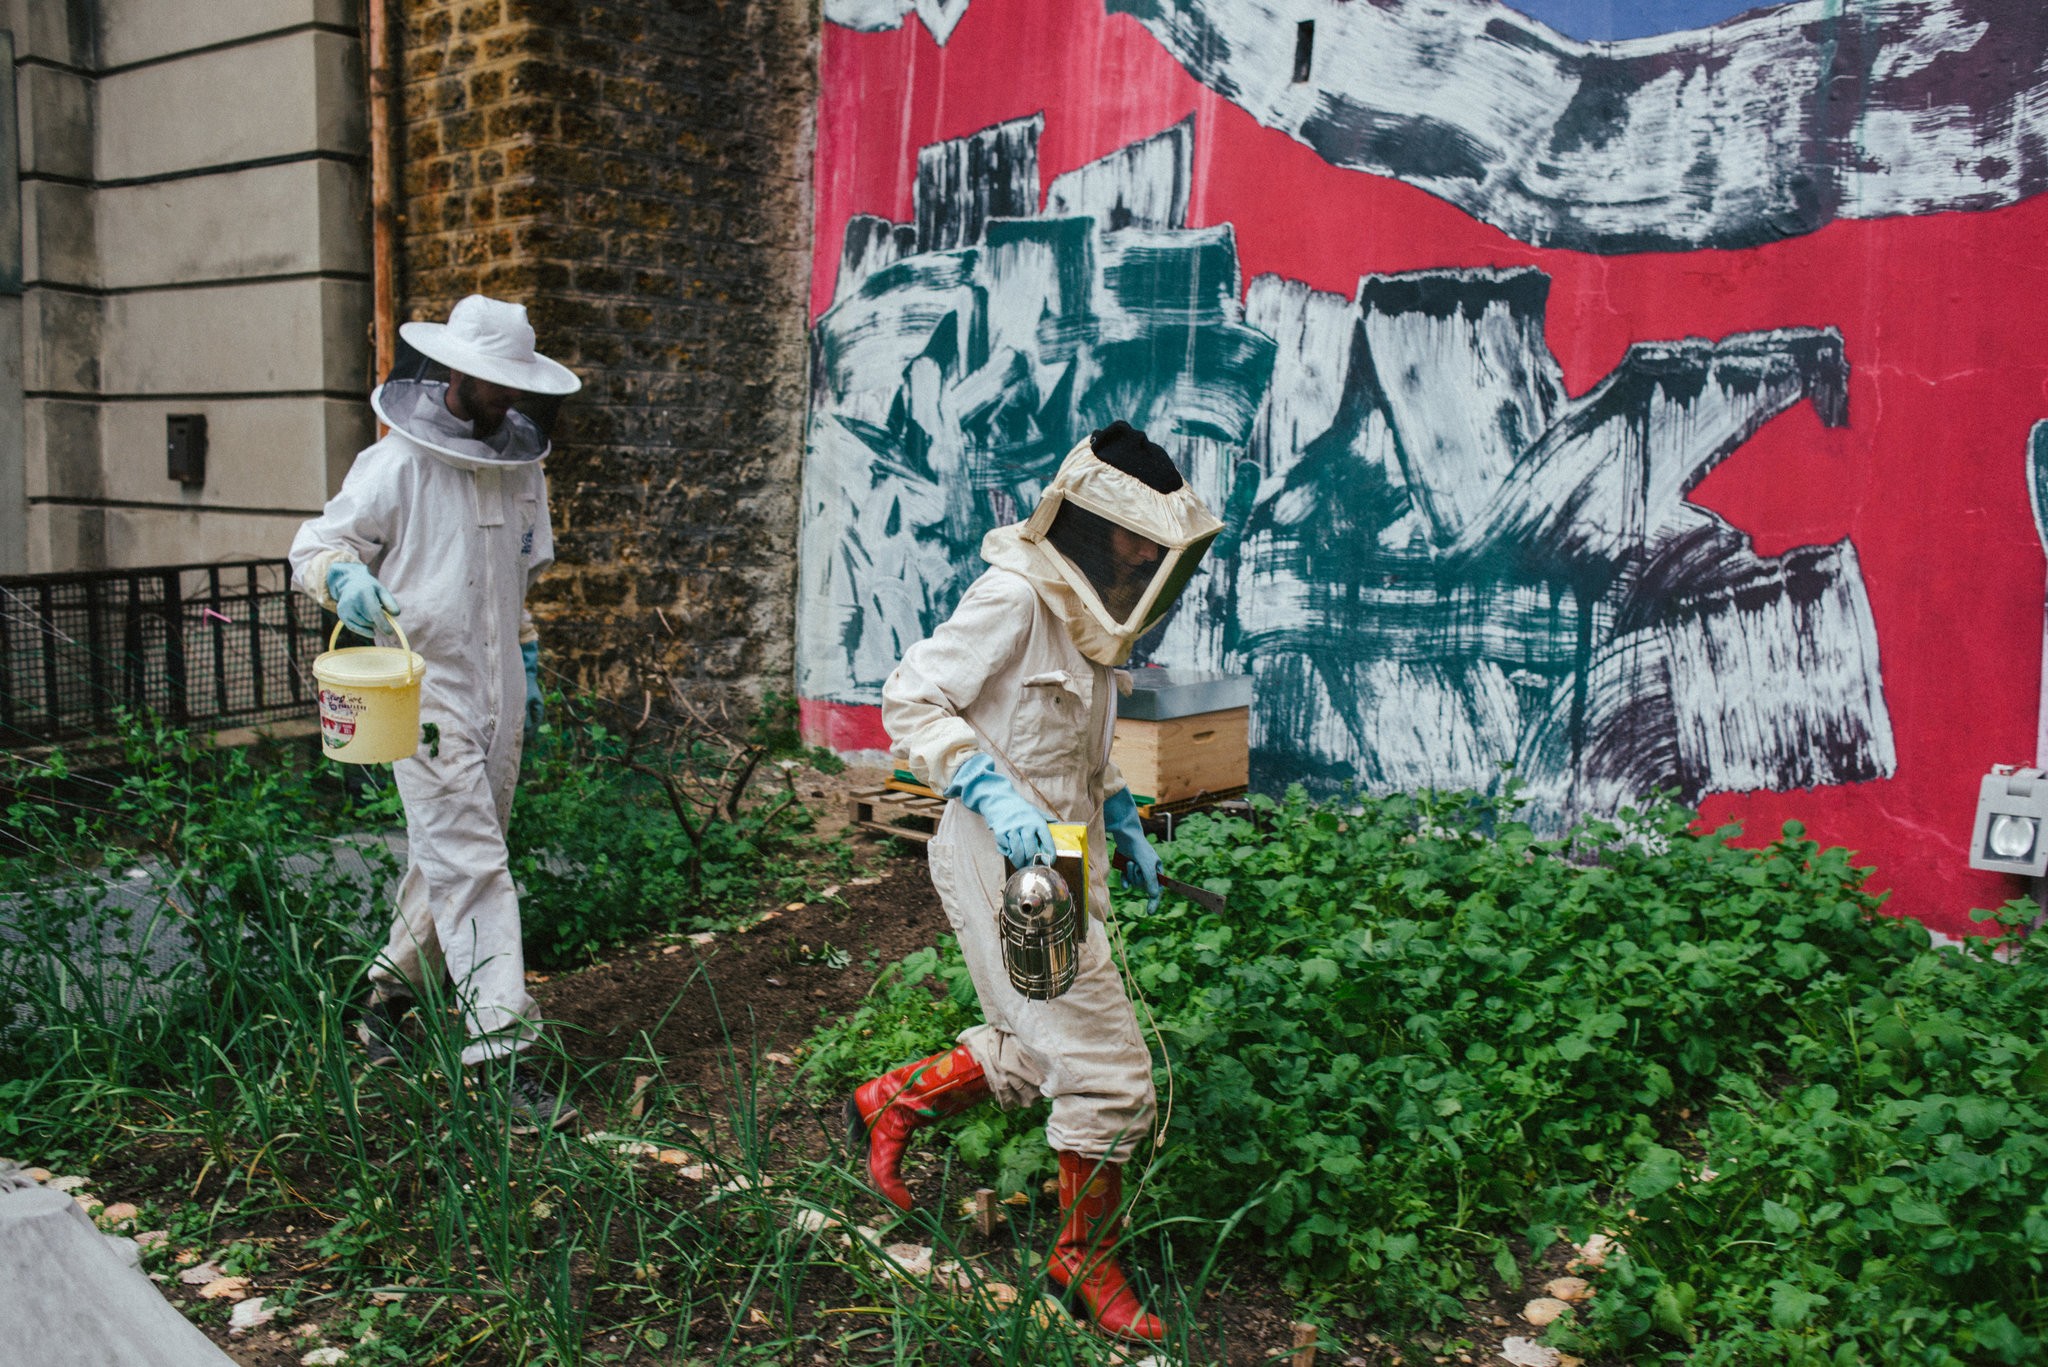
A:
372 336 562 463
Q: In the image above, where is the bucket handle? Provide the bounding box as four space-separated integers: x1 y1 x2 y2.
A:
328 611 420 683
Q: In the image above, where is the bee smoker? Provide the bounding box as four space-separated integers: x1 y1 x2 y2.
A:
999 862 1083 1000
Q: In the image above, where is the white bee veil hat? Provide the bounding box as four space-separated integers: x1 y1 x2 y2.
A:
397 294 581 396
981 425 1223 666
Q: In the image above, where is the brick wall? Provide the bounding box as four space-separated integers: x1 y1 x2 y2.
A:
395 0 817 709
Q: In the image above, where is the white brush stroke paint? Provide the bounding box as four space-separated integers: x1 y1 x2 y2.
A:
825 0 973 45
1046 117 1194 230
1356 269 1565 545
801 116 1897 824
1665 540 1899 792
1114 0 2048 250
834 215 914 305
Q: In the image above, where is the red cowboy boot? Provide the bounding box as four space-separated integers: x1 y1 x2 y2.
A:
845 1044 990 1210
1047 1150 1165 1342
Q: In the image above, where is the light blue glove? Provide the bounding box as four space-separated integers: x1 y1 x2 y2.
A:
1104 787 1162 911
522 640 543 736
945 752 1055 869
326 562 399 636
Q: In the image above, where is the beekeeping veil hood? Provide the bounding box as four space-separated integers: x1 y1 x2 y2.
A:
370 294 582 470
981 422 1223 666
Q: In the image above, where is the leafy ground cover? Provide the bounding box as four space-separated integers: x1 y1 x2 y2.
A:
803 786 2048 1366
0 710 1253 1365
9 707 2048 1365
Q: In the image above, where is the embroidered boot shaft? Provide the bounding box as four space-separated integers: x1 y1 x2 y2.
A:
1047 1150 1165 1342
845 1044 991 1210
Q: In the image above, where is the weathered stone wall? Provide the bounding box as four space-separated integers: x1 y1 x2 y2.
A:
396 0 817 709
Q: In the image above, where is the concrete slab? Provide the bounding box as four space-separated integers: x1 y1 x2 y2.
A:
99 0 354 70
1 0 95 68
97 160 370 289
22 288 101 396
95 504 310 566
16 64 91 181
23 398 103 501
97 396 368 510
0 1185 236 1366
21 180 97 289
97 30 365 182
100 276 370 395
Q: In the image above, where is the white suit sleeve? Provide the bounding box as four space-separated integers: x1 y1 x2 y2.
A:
1100 668 1131 797
289 447 399 610
521 470 554 645
882 571 1033 791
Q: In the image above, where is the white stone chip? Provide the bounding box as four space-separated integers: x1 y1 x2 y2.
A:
197 1275 251 1301
1500 1337 1559 1367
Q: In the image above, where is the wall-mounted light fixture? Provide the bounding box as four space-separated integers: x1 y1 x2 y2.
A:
1967 766 2048 877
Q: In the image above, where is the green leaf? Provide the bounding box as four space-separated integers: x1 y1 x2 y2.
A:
1768 1280 1827 1330
1652 1282 1699 1344
1891 1194 1948 1227
1761 1199 1801 1234
1628 1145 1685 1200
1493 1244 1519 1286
1955 1096 2008 1139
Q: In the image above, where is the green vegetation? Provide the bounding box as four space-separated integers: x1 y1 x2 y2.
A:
510 691 846 967
11 709 2048 1365
805 785 2048 1365
0 709 1230 1364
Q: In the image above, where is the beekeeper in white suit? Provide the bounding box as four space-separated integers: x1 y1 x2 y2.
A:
852 421 1222 1343
290 294 580 1132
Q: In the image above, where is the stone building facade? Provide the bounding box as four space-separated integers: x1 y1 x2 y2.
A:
4 0 373 576
3 0 818 711
394 0 818 704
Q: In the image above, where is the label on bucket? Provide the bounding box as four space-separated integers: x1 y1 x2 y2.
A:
320 688 364 751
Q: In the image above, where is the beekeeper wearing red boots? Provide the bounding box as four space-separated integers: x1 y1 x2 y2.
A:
854 421 1222 1342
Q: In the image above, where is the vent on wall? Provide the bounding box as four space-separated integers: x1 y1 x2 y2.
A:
167 414 207 487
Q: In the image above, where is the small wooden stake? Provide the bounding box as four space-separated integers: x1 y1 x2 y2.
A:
627 1074 655 1120
974 1188 997 1238
1289 1320 1318 1367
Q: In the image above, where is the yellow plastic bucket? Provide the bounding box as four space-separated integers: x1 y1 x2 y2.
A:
312 615 426 764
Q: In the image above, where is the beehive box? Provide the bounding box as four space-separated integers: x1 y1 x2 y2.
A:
1110 706 1250 806
1112 668 1253 805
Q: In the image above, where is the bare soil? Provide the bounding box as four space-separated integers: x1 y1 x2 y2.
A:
74 768 1572 1366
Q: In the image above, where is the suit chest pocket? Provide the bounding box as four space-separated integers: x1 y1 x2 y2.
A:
518 495 539 559
1008 672 1088 781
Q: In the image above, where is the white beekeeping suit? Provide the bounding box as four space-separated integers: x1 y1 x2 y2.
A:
851 422 1222 1345
290 296 578 1072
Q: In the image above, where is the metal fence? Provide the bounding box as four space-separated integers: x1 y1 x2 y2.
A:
0 560 324 749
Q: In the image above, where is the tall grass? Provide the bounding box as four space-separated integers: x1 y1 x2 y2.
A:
0 724 1250 1364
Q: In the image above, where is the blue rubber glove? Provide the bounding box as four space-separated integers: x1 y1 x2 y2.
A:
522 640 543 736
945 752 1055 869
326 562 399 636
1104 787 1162 911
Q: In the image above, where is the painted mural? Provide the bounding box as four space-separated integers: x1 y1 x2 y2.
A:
802 0 2048 935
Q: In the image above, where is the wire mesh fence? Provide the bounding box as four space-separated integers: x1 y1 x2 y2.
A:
0 560 323 749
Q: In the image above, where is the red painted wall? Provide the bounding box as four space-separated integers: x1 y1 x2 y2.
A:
805 0 2048 938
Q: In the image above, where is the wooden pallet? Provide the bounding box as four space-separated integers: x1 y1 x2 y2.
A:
852 786 948 844
851 783 1252 846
